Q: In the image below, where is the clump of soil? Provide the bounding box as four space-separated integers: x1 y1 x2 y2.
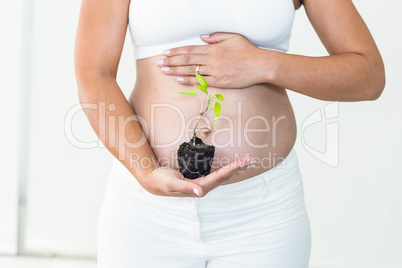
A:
177 135 215 179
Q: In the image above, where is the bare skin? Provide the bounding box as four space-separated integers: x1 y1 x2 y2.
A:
74 0 384 197
130 55 297 185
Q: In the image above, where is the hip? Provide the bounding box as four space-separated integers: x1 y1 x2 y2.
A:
104 146 306 214
97 146 311 267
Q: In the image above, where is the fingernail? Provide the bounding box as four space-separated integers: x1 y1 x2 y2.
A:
177 77 184 82
246 164 256 168
201 34 210 38
161 67 169 72
162 49 171 55
240 161 256 168
193 188 200 196
156 59 164 66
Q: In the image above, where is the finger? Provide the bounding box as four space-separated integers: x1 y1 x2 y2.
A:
167 176 204 197
197 156 255 188
176 75 218 87
163 45 208 57
160 64 212 76
200 32 238 44
210 158 257 190
236 162 257 174
206 161 257 191
156 54 208 67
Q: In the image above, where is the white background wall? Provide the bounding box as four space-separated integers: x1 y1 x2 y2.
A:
1 0 401 267
290 1 402 267
0 0 23 255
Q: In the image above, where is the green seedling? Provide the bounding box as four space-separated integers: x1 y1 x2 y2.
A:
178 73 225 145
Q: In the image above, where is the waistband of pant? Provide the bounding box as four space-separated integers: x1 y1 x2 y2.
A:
111 147 300 207
217 146 298 190
197 147 300 206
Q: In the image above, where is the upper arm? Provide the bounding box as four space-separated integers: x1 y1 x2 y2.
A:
303 0 382 58
74 0 130 81
293 0 302 10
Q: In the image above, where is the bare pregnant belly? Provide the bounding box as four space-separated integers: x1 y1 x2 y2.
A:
128 55 297 185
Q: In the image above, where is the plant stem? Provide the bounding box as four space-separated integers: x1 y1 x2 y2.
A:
192 97 213 145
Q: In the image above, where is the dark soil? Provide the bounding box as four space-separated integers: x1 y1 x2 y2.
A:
177 135 215 179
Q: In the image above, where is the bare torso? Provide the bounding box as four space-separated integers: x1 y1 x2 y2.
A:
128 53 297 185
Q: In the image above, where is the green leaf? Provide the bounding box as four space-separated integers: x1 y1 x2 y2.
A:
194 84 208 94
196 73 208 90
214 93 225 102
178 89 198 97
213 117 219 127
213 102 221 118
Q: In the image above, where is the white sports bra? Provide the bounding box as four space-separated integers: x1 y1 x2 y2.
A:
128 0 295 60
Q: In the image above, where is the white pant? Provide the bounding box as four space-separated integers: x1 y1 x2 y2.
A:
97 147 311 268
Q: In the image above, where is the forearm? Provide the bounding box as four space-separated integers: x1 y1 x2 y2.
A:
259 49 385 102
76 75 158 180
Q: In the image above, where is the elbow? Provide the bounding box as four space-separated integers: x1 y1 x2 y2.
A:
368 63 386 101
361 52 386 101
74 67 99 90
74 66 92 92
74 71 93 103
347 49 386 101
75 72 103 106
74 61 117 94
74 68 116 103
369 79 385 101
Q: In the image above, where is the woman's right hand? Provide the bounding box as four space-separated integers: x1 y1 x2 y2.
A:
139 156 256 197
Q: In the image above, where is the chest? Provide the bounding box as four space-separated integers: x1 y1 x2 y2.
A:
129 0 295 50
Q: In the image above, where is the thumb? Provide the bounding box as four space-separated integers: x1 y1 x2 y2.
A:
200 32 236 43
171 175 204 197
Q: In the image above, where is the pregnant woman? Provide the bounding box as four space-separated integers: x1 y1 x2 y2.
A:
74 0 385 267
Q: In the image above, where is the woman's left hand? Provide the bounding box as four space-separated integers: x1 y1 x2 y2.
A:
157 32 268 89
